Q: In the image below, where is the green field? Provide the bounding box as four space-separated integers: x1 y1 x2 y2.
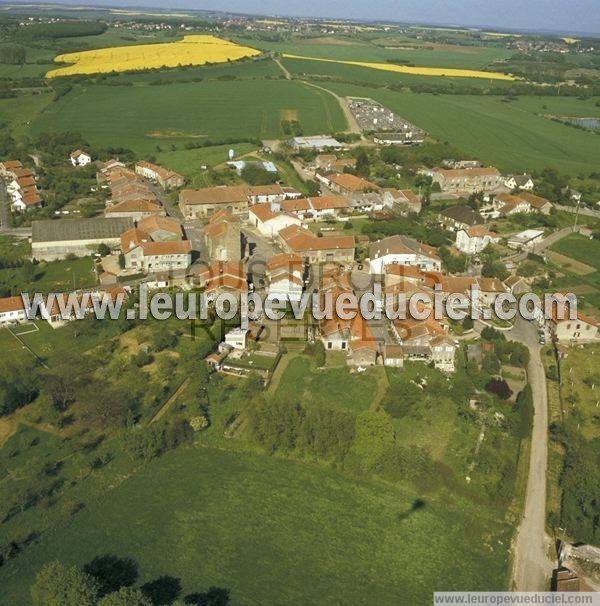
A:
28 79 346 154
155 142 257 177
0 257 96 297
233 35 512 70
551 233 600 271
302 81 600 173
0 93 53 134
281 56 512 89
0 446 511 605
274 355 385 413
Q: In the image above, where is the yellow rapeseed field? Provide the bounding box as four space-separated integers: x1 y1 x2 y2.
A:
282 54 517 81
46 35 261 78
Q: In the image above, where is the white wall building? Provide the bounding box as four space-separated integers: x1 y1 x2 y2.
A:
455 226 500 254
70 150 92 167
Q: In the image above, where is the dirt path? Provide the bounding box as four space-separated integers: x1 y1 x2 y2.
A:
272 57 361 135
368 368 390 411
149 378 190 425
299 80 362 135
267 353 296 395
0 418 17 448
274 57 292 80
508 317 554 590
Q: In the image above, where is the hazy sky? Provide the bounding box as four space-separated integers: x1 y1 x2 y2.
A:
46 0 600 35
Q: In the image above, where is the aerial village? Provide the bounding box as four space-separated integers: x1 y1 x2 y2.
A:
0 99 597 382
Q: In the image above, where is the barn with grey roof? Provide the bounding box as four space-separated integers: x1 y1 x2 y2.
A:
32 217 133 261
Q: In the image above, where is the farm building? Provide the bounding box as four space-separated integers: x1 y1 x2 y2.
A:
325 173 379 195
507 229 545 250
373 132 425 145
290 135 343 151
179 186 249 219
104 199 165 220
438 205 484 231
278 225 355 264
369 235 441 274
32 217 134 261
427 166 503 194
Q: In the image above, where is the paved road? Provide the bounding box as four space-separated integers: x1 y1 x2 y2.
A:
558 204 600 219
508 316 554 590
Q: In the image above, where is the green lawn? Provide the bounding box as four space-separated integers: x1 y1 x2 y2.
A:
0 93 53 136
551 233 600 271
0 235 31 264
28 79 347 155
0 256 97 297
274 355 381 414
155 142 257 177
301 82 600 174
0 446 512 605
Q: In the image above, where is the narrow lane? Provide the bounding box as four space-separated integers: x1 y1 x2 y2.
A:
508 317 554 590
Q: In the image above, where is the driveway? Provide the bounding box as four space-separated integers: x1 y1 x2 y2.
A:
507 316 554 590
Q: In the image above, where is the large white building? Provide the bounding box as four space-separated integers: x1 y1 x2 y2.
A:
455 226 500 254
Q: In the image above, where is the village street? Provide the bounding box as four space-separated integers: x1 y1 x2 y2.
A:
507 315 555 590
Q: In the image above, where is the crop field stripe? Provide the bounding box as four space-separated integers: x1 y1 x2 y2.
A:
47 35 261 78
282 53 517 80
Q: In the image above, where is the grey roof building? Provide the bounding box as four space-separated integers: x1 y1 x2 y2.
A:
32 217 133 261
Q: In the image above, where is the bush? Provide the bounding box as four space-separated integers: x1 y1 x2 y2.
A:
133 350 153 368
485 377 513 400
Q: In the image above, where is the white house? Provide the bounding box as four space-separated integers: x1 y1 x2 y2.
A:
504 174 534 190
455 226 500 254
248 203 302 237
70 150 92 167
369 235 441 274
0 296 28 325
224 328 250 350
266 252 304 303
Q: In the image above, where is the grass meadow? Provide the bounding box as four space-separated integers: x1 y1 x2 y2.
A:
232 35 512 69
29 79 347 154
302 81 600 174
0 445 512 605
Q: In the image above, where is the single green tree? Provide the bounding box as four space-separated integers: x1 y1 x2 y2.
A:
31 561 99 606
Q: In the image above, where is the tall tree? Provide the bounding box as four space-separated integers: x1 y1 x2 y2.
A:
31 561 99 606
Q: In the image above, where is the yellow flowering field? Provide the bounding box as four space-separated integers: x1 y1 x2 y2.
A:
282 54 517 81
46 35 261 78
